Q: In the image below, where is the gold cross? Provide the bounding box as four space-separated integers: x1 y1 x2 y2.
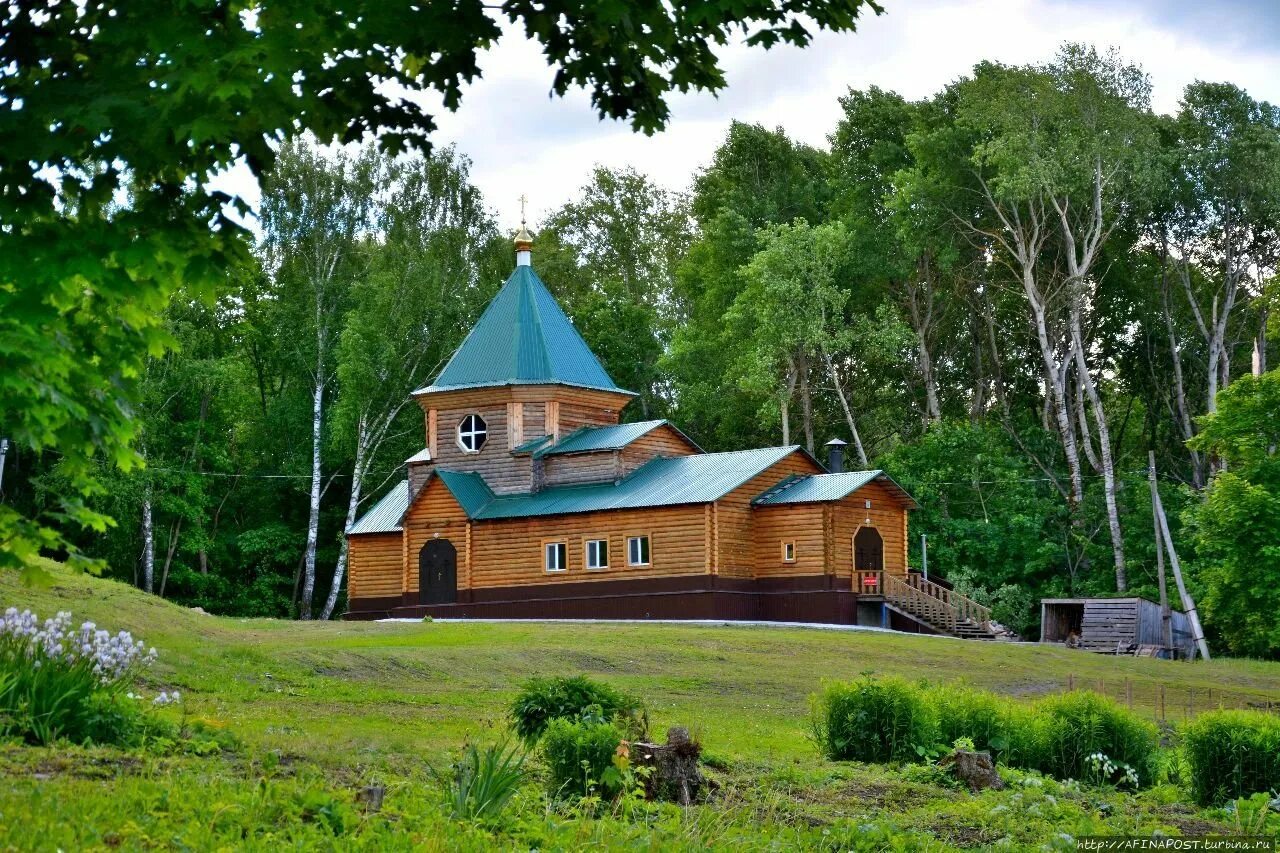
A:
518 193 528 226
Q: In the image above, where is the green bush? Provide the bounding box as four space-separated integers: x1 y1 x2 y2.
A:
928 683 1043 767
541 718 627 798
510 675 642 744
1183 710 1280 806
811 676 939 763
432 741 528 822
1034 691 1159 786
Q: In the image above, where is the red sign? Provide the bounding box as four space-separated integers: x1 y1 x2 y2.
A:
862 573 879 587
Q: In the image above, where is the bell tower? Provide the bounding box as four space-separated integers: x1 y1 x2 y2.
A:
409 216 635 494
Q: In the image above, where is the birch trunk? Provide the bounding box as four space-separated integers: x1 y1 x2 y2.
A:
823 350 869 466
320 424 367 621
141 487 154 594
1160 257 1204 486
159 519 181 598
300 343 325 620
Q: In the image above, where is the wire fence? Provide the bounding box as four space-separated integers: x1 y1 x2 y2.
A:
1061 673 1280 722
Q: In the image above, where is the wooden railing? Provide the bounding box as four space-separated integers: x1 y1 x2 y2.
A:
853 570 992 635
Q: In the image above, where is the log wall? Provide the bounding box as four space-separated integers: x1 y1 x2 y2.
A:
543 450 621 487
752 504 828 577
832 481 910 577
619 425 700 474
714 451 824 578
347 533 404 600
402 478 471 595
469 504 708 588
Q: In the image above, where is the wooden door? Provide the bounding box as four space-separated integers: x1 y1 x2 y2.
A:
419 539 458 605
854 526 884 572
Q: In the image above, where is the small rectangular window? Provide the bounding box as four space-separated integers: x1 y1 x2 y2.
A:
585 538 609 570
545 541 567 572
627 535 650 566
781 540 796 563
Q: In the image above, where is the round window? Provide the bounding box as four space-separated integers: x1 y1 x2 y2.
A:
457 414 488 453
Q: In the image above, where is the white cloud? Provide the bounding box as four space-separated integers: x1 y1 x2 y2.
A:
217 0 1280 231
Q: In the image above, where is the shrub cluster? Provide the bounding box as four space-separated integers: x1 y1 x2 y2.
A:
0 608 162 745
508 675 645 800
1183 710 1280 806
510 674 643 744
811 677 938 763
813 677 1160 788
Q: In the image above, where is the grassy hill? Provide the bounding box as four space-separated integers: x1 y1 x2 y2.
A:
2 565 1279 850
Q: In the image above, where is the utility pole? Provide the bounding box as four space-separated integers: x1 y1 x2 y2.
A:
1149 451 1210 661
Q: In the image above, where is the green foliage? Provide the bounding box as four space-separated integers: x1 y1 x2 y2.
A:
811 676 939 763
1183 710 1280 806
927 684 1041 767
1034 692 1159 786
540 718 628 799
1188 369 1280 658
432 740 528 823
0 0 878 579
509 675 643 745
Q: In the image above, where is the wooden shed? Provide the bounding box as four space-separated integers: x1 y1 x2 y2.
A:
1040 597 1195 658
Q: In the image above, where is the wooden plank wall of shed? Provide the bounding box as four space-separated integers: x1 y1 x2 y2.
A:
832 482 910 577
752 504 827 577
1080 599 1139 650
469 505 708 587
713 452 824 578
347 533 404 599
402 478 471 595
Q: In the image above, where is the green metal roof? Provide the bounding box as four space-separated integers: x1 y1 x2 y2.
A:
434 470 495 517
347 481 410 534
753 470 919 509
476 446 801 519
414 265 632 396
533 419 702 458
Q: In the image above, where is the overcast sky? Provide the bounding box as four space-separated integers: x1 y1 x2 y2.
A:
217 0 1280 231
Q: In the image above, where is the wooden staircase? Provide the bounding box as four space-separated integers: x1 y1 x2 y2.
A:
855 571 1002 640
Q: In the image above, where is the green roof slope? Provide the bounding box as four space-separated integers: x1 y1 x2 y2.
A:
473 445 803 520
753 470 918 509
347 481 410 534
534 420 702 457
415 266 630 395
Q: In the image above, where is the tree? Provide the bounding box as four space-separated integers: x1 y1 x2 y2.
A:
729 219 851 455
1187 368 1280 658
0 0 882 575
536 167 693 416
320 148 502 620
932 46 1155 590
260 139 380 618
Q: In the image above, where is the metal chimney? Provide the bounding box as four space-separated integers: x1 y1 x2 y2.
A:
824 437 847 474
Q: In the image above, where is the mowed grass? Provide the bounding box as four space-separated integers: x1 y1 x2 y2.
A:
2 563 1279 850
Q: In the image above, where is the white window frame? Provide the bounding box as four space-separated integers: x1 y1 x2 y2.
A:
626 535 651 567
781 540 796 563
456 413 488 454
544 540 567 573
585 537 609 570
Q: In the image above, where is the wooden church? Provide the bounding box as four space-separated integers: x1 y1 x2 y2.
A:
344 228 979 633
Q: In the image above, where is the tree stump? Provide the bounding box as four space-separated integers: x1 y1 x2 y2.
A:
631 727 708 805
938 749 1004 792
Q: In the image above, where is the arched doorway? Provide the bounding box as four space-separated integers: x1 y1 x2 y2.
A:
418 539 457 605
854 526 884 572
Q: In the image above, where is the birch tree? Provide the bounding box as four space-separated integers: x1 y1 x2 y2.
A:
319 149 499 620
946 47 1156 589
261 139 380 619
